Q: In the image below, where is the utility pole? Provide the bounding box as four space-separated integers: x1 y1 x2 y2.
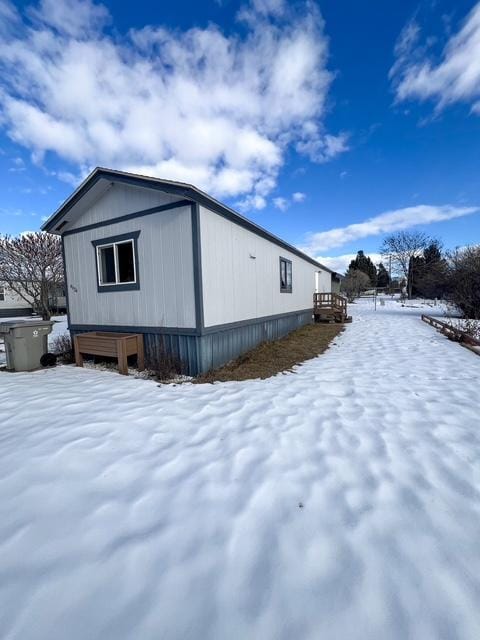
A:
388 254 392 296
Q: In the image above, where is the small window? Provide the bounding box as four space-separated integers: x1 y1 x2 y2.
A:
97 240 135 286
0 287 5 302
280 257 292 293
92 231 140 291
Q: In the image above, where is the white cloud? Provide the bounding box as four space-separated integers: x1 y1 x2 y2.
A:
0 0 347 208
1 207 23 217
302 204 479 253
273 196 289 211
297 130 349 163
271 191 306 211
250 0 285 17
236 194 267 212
28 0 110 38
292 191 306 202
316 252 384 274
391 4 480 113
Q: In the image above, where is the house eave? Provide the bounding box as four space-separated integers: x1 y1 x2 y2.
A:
41 167 333 273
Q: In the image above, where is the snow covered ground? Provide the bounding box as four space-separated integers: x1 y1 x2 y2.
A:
1 298 480 640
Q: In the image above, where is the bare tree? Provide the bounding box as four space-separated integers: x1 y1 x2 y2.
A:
380 231 429 299
342 268 370 302
0 233 64 320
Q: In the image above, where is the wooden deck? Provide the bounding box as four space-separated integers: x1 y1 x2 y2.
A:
313 292 351 323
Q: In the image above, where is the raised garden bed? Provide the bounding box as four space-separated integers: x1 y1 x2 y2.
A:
74 332 145 375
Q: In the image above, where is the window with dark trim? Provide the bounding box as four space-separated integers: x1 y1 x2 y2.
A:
280 257 292 293
92 231 140 292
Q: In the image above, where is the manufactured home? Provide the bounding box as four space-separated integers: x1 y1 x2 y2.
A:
0 283 33 318
42 168 334 375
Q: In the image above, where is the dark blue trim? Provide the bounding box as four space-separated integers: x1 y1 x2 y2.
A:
69 308 314 338
92 231 140 293
279 256 293 293
201 308 313 334
70 324 198 336
91 230 141 247
191 203 204 332
61 238 71 329
63 199 190 237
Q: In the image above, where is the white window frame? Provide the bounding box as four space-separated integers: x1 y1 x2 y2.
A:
0 286 5 302
96 239 137 287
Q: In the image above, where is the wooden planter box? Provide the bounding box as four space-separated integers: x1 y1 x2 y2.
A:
74 332 145 375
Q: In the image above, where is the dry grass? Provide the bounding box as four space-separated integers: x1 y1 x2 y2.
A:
195 322 345 383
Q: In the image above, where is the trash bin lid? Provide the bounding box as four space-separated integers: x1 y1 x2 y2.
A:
0 320 54 333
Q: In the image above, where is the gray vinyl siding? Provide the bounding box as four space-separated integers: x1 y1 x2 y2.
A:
199 205 327 328
64 205 195 328
67 183 182 231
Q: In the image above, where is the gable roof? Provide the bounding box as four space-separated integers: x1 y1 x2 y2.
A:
41 167 332 273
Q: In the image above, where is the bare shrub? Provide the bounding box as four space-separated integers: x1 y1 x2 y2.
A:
380 231 430 299
447 246 480 319
342 269 370 302
447 318 480 343
0 232 63 320
145 343 184 381
51 333 74 364
462 319 480 341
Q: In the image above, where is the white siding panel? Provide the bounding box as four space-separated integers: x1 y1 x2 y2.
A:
0 284 33 312
316 269 332 293
199 206 330 327
68 183 183 230
64 206 195 328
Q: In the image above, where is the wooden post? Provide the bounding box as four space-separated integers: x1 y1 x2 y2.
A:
117 337 128 375
74 335 84 368
136 334 145 371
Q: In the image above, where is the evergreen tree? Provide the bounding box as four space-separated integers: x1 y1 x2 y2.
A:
347 250 377 286
376 262 390 288
415 241 448 298
408 254 425 296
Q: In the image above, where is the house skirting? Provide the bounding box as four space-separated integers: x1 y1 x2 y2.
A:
0 308 33 318
70 309 313 376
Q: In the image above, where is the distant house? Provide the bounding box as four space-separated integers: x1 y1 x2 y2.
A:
48 284 67 314
42 168 334 375
0 283 33 318
0 282 66 318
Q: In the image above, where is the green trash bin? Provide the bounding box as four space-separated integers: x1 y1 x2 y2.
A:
0 320 54 372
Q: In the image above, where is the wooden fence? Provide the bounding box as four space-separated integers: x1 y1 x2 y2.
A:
421 315 480 355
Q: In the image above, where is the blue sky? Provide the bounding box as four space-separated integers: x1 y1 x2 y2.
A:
1 0 479 272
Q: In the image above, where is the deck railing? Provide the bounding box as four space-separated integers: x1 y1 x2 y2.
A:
313 292 347 314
